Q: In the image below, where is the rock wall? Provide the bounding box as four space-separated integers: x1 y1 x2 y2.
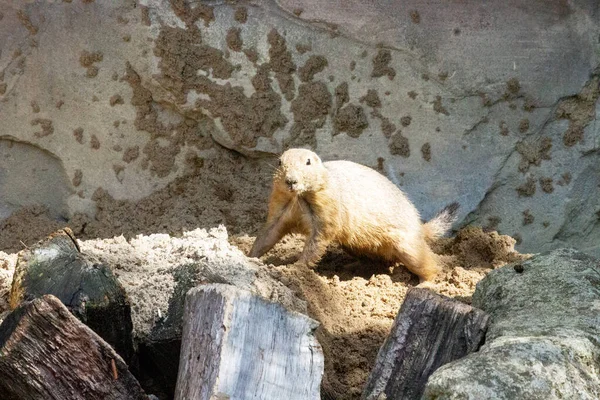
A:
423 248 600 399
0 0 598 255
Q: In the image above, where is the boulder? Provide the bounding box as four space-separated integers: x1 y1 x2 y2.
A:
423 248 600 399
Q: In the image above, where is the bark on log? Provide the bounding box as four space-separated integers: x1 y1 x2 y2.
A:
362 288 489 400
174 283 323 400
0 294 147 400
9 228 134 363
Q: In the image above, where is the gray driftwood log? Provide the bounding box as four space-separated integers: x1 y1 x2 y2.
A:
362 288 489 400
174 284 323 400
0 295 147 400
9 228 134 362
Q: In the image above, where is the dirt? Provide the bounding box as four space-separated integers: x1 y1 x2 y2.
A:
0 205 63 254
298 55 328 83
389 131 410 157
232 226 525 399
334 104 368 138
371 49 396 80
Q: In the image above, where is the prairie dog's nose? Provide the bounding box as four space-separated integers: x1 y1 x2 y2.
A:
285 178 298 187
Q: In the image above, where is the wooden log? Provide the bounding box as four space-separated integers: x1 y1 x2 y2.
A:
0 294 148 400
174 283 324 400
361 288 489 400
9 228 135 363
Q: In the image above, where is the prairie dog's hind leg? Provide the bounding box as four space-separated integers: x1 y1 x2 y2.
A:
393 238 441 283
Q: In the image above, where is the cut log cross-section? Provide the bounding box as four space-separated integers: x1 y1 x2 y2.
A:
174 283 324 400
9 228 135 363
0 295 147 400
362 288 490 400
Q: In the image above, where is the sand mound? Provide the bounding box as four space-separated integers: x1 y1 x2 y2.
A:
232 226 528 399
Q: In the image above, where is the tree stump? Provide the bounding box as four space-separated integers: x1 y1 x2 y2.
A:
0 295 147 400
362 288 489 400
9 228 134 363
174 284 324 400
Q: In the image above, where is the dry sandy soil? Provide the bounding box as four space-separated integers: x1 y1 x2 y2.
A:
0 147 527 399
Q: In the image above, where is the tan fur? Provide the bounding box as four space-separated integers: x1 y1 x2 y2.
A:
249 148 457 283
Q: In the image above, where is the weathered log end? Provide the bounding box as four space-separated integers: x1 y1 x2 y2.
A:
0 294 147 400
9 228 134 362
362 288 489 400
175 283 324 400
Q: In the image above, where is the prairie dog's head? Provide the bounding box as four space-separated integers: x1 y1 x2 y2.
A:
274 148 327 195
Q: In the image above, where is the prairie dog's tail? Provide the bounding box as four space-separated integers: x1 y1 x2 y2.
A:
423 202 460 240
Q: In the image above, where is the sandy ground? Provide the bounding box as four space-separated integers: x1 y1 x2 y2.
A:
0 148 527 399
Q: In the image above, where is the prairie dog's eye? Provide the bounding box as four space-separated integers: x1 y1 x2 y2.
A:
306 158 311 165
278 159 282 166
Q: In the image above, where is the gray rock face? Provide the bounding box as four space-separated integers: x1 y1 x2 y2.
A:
423 248 600 399
0 1 598 255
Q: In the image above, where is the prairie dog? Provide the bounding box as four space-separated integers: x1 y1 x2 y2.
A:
249 148 458 283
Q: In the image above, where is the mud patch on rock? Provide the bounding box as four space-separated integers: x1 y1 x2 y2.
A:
170 0 214 27
17 9 38 35
518 118 530 133
225 27 243 52
72 169 83 187
298 55 328 83
31 118 54 137
371 49 395 80
516 136 552 173
234 6 248 23
267 29 296 100
288 81 332 148
539 177 554 193
124 61 213 177
516 177 536 197
334 82 349 110
334 104 368 138
123 146 140 163
556 76 599 147
432 95 449 115
359 89 381 108
421 142 431 161
389 131 410 157
79 50 103 77
522 209 534 225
